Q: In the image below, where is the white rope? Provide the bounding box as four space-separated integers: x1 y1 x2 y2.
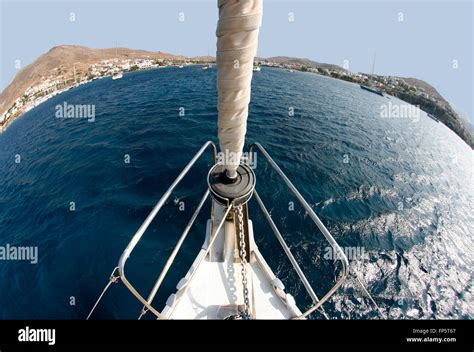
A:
86 267 119 320
216 0 263 175
352 270 387 319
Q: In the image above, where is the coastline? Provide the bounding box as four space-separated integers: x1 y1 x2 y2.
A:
0 64 186 134
1 57 472 149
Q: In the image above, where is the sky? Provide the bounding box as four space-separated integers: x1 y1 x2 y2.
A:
1 0 473 122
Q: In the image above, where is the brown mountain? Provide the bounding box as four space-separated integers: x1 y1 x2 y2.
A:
263 56 348 73
0 45 189 117
397 77 450 108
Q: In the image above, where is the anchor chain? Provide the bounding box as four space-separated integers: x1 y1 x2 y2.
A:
235 204 250 317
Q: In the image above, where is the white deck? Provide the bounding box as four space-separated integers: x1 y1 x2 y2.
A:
161 207 301 319
162 255 298 319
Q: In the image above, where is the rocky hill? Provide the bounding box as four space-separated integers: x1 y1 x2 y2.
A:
0 45 189 117
263 56 348 73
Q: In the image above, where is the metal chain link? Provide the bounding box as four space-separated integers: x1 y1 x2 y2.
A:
235 204 250 316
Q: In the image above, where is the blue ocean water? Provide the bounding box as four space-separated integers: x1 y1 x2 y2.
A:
0 66 472 319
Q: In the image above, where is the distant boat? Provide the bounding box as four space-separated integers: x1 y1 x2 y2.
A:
113 43 122 80
202 63 212 70
178 65 184 69
427 113 439 123
427 106 440 122
112 72 123 80
360 52 384 96
360 84 384 96
112 43 124 80
253 65 261 72
288 69 294 73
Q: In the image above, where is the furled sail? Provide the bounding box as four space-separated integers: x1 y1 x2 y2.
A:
216 0 263 178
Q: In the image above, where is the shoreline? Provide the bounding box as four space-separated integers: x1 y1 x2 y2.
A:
0 64 188 134
1 62 472 149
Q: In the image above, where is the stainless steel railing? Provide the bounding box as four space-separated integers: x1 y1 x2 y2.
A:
137 189 210 319
249 142 349 319
88 141 348 320
117 140 217 319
